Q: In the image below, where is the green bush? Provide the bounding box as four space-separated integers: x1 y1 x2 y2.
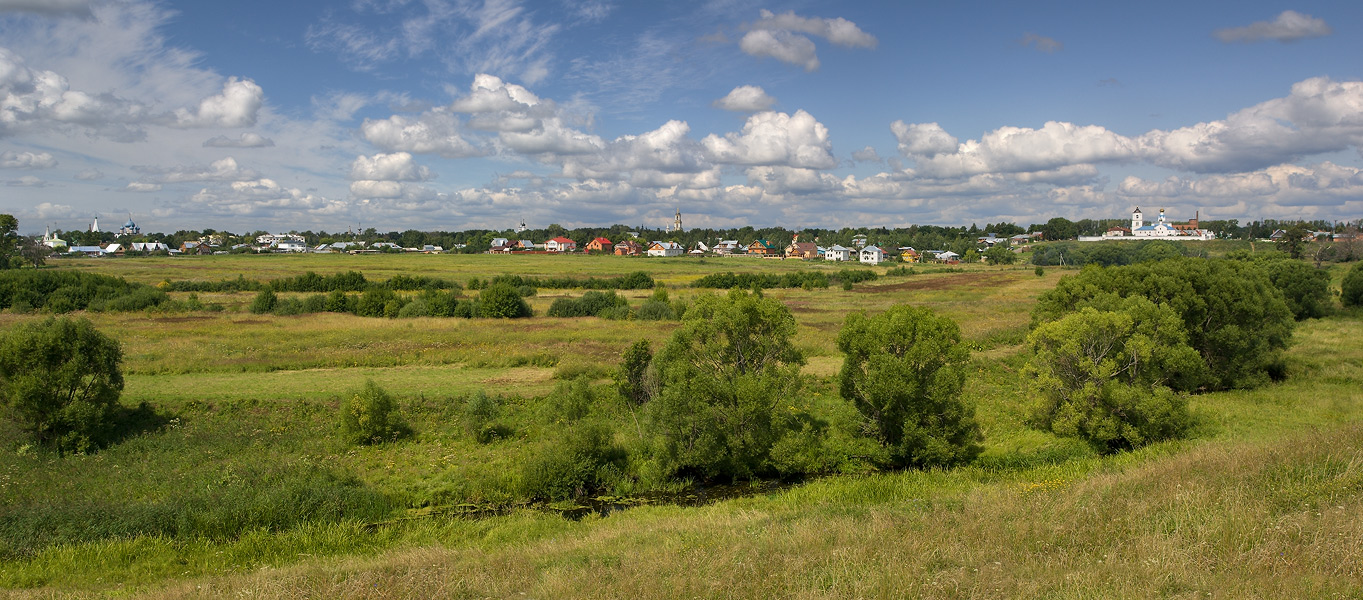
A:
1025 299 1201 452
338 380 412 445
478 283 532 318
1343 262 1363 308
614 340 654 407
249 286 277 314
0 317 124 453
520 421 627 501
463 391 507 443
837 305 982 468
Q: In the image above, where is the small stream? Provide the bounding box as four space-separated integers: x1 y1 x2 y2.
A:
388 479 798 525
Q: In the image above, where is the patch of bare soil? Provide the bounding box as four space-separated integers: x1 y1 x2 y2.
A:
148 315 215 324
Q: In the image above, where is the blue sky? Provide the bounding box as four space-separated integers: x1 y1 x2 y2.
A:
2 0 1361 234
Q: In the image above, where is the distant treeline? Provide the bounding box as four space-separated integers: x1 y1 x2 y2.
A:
691 269 880 290
0 270 169 313
1028 240 1199 267
467 272 656 291
164 271 457 293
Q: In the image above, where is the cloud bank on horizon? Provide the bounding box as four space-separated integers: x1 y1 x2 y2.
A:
1 0 1361 234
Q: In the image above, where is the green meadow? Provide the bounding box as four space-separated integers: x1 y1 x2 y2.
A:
1 251 1360 598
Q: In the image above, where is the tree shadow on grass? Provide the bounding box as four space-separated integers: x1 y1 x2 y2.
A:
104 401 176 447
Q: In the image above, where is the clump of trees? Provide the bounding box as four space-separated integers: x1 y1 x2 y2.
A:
467 272 655 291
1033 257 1293 391
1029 240 1191 268
0 270 169 313
1223 252 1333 320
546 290 632 319
644 289 806 480
1340 262 1363 308
0 317 126 453
837 305 982 468
1025 299 1202 452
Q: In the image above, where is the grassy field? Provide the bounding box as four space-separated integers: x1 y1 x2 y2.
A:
1 253 1360 598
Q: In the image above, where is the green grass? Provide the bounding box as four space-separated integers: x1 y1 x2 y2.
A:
2 255 1361 597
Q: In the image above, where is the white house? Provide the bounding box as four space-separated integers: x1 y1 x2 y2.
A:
935 250 960 262
859 246 885 265
545 236 577 252
257 233 305 245
647 241 684 257
273 240 307 252
714 240 743 255
825 245 852 261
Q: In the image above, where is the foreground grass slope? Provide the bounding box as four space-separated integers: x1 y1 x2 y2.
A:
147 424 1361 599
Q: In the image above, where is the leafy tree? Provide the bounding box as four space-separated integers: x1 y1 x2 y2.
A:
645 289 804 480
1033 257 1292 390
1041 217 1077 241
478 282 531 318
1342 262 1363 308
1263 260 1332 320
1025 299 1201 452
19 236 49 268
982 243 1016 265
837 305 982 468
0 317 124 453
1275 222 1311 259
338 380 411 445
615 340 654 407
0 214 17 269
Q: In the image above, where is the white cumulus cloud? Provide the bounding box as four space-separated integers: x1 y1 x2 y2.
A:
349 152 432 182
0 150 56 168
713 85 776 112
361 111 482 158
203 132 275 148
739 10 876 71
170 77 263 128
703 110 837 169
1215 10 1332 43
132 157 258 184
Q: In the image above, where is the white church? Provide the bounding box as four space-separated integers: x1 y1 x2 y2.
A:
1083 207 1215 241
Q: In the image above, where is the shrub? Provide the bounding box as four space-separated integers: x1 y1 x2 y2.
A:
1025 299 1201 452
547 290 629 318
355 286 397 317
0 317 124 453
478 283 532 318
249 286 277 314
1343 262 1363 308
614 340 654 407
463 391 507 443
520 422 627 501
338 380 412 445
837 305 982 468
